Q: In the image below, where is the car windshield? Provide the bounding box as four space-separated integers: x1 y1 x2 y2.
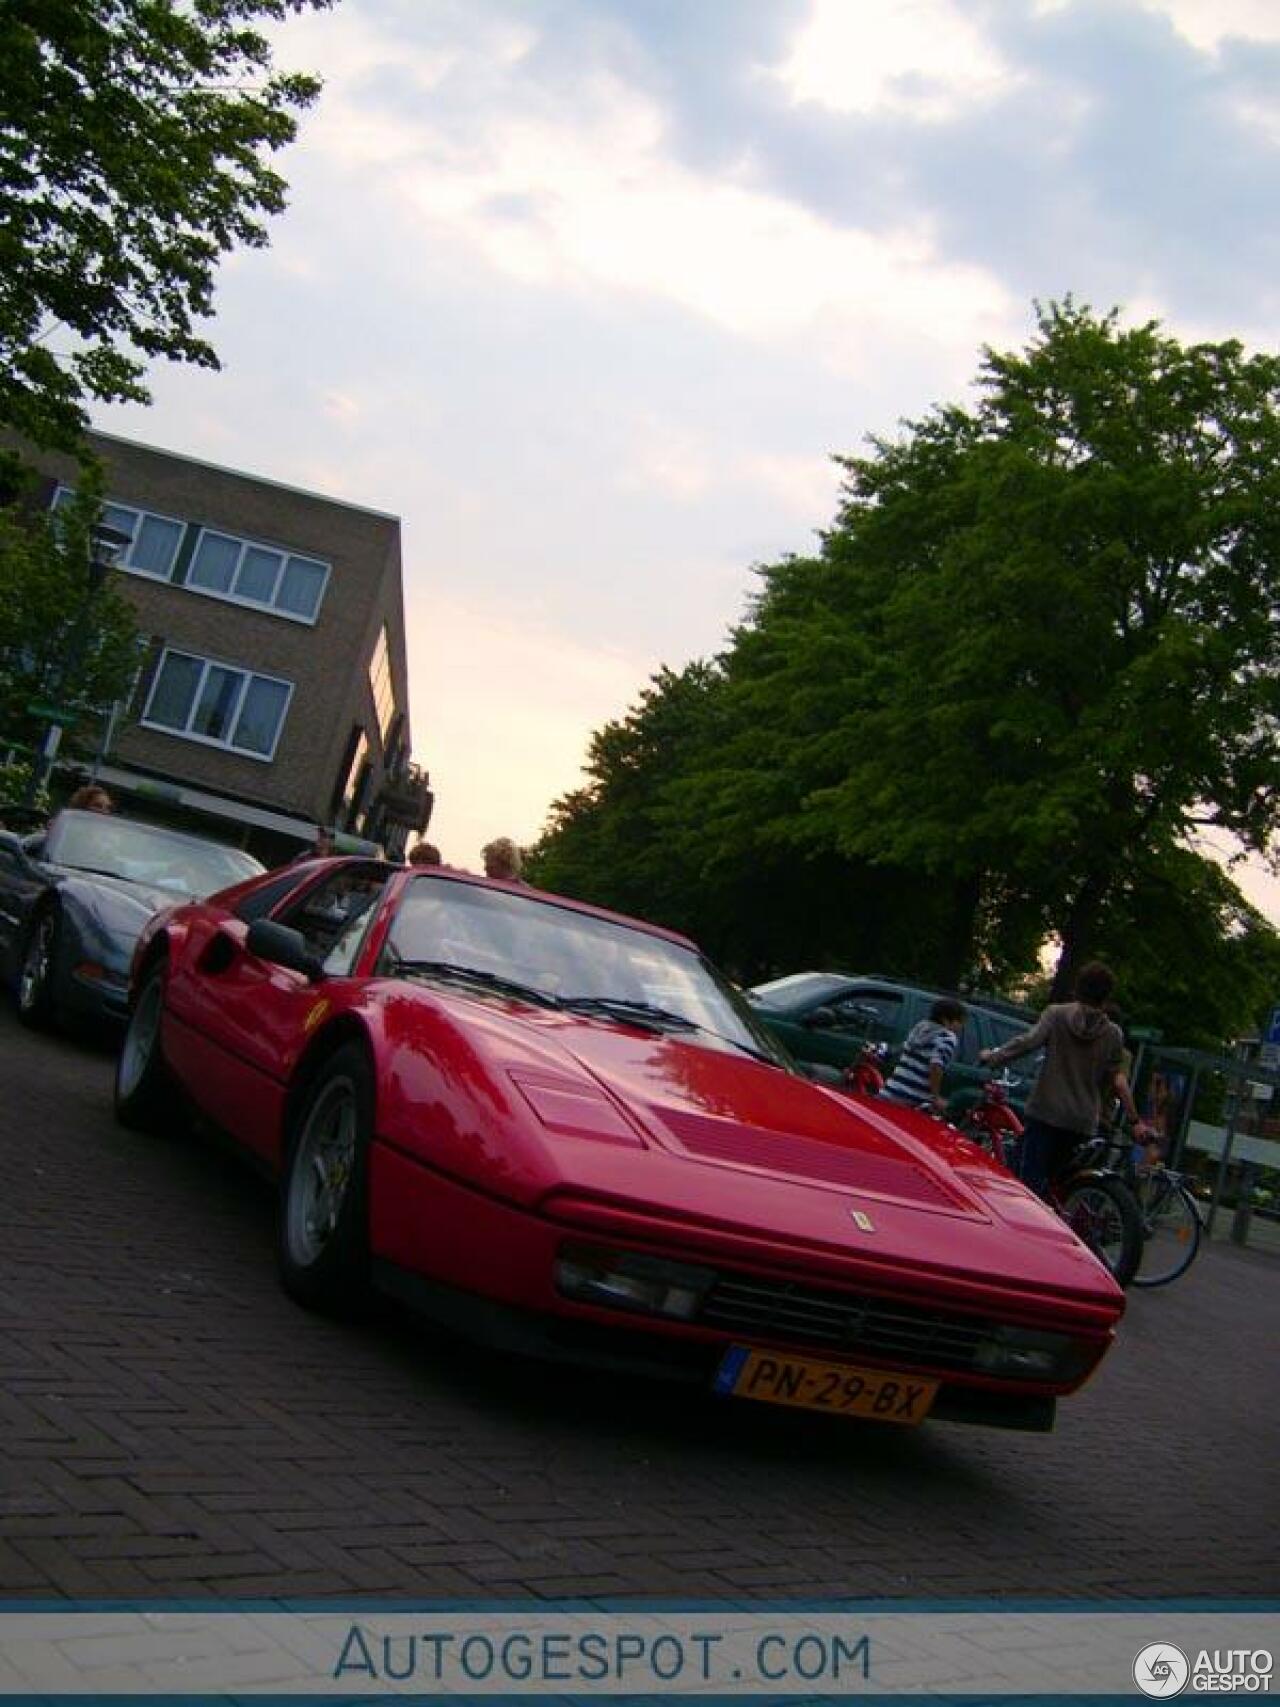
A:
45 810 263 897
383 878 792 1066
747 971 854 1013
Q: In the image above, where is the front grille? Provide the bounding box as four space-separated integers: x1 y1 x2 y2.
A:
699 1271 997 1373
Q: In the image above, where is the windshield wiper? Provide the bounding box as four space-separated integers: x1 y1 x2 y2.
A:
559 995 698 1031
559 995 779 1064
391 958 561 1009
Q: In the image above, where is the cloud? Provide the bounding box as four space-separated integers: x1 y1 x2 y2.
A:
777 0 1019 120
1135 0 1280 52
288 17 1013 355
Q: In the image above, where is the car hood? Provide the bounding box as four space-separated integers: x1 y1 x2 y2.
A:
57 872 179 962
436 999 1123 1316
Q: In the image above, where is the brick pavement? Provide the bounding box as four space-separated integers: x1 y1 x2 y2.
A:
3 1008 1277 1602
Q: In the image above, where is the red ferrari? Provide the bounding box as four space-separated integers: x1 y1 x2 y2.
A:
116 858 1123 1432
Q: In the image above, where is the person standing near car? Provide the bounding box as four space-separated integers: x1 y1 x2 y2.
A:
882 998 967 1114
979 961 1153 1199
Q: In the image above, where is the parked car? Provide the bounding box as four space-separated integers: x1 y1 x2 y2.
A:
745 972 1043 1113
115 861 1123 1434
0 807 263 1029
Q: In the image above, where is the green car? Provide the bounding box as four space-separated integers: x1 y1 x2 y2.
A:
745 971 1043 1115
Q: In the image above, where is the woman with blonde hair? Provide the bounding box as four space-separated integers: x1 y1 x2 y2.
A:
481 837 522 880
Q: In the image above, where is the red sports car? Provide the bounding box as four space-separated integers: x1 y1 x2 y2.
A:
116 859 1123 1432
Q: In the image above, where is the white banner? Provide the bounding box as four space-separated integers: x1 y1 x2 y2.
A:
0 1610 1275 1696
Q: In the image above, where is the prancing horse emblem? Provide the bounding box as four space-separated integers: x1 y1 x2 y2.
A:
848 1209 875 1232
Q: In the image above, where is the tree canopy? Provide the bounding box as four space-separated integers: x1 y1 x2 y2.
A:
528 301 1280 1044
0 474 142 795
0 0 330 469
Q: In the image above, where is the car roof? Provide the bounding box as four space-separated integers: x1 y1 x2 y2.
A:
752 969 1037 1023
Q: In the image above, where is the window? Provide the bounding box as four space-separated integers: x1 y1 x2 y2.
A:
276 867 392 970
142 648 293 760
831 991 904 1043
52 490 328 621
53 488 184 581
187 528 328 622
335 727 370 822
368 625 396 742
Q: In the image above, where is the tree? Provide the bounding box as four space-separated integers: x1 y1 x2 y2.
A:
0 0 331 471
525 660 989 982
720 301 1279 992
1088 848 1280 1053
0 473 142 795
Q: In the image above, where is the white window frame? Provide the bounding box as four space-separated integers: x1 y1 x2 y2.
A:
185 526 331 625
140 647 295 763
54 486 186 583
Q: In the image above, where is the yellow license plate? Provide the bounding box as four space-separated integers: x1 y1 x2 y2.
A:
715 1345 937 1425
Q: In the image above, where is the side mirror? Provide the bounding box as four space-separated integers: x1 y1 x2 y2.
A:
246 918 325 980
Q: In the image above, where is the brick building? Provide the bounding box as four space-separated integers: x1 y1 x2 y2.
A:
23 431 432 863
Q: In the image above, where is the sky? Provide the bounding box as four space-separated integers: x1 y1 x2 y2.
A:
95 0 1280 920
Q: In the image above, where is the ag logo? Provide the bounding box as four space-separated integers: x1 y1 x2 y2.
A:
1134 1644 1190 1698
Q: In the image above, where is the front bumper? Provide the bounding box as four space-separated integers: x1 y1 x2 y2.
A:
370 1142 1111 1432
371 1258 1058 1430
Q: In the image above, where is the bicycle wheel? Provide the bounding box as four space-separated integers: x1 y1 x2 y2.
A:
1059 1176 1143 1287
1131 1174 1202 1288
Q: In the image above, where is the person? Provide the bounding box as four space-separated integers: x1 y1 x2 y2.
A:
66 785 113 813
481 837 523 881
979 961 1154 1200
290 826 334 863
881 999 967 1114
408 841 442 867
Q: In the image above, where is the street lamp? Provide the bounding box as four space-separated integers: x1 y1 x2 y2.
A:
22 520 134 806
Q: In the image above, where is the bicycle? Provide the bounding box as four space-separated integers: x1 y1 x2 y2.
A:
1103 1130 1204 1288
840 1040 889 1097
959 1078 1144 1287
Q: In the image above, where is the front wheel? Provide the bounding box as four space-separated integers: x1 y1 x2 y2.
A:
1131 1175 1202 1288
277 1042 373 1314
115 962 180 1134
1059 1174 1143 1287
17 906 61 1029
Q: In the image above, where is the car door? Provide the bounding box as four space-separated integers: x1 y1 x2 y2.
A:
164 864 394 1166
787 985 910 1077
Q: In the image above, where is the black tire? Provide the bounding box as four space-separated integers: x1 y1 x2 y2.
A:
1131 1174 1202 1288
114 961 180 1134
16 904 61 1029
277 1042 373 1314
1060 1174 1144 1287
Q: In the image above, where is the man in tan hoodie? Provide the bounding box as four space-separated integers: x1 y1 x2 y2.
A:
980 961 1154 1199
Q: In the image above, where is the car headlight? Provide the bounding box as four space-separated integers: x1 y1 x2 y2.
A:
973 1324 1096 1381
555 1244 716 1321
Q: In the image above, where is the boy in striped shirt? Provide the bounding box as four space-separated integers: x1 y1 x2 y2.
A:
882 999 968 1113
